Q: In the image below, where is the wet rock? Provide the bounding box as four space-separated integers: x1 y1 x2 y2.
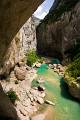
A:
45 100 55 106
35 62 41 68
69 81 80 100
49 64 54 69
38 85 45 91
53 64 57 68
37 78 44 84
33 87 38 90
64 74 80 100
38 92 46 98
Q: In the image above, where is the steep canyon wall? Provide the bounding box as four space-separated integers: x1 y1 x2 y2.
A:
37 0 80 61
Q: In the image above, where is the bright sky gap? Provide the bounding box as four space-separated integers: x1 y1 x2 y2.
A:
33 0 54 19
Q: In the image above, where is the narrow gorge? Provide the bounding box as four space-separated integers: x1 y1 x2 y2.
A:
0 0 80 120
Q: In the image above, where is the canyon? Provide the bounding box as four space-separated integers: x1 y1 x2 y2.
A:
0 0 80 120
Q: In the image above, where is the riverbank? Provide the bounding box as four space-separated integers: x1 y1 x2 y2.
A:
0 63 46 120
0 58 80 120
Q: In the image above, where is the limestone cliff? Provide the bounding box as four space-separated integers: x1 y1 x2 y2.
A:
0 0 43 75
20 16 37 54
36 0 80 60
0 1 43 119
36 0 80 100
0 16 37 77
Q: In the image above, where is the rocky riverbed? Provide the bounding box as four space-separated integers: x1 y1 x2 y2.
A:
0 62 46 120
0 59 68 120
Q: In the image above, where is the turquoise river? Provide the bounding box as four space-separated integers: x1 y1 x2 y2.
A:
34 63 80 120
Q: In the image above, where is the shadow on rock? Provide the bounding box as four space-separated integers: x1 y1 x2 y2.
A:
0 83 20 120
60 77 79 103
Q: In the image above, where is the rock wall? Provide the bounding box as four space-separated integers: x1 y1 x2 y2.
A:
0 84 20 120
36 0 80 60
0 16 37 77
0 1 43 119
0 0 43 75
20 16 37 54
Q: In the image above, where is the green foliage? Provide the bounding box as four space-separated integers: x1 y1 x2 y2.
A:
15 80 19 84
6 90 19 104
66 57 80 79
26 49 44 66
26 50 39 66
31 79 39 88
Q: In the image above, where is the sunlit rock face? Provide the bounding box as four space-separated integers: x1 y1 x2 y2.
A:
20 16 37 54
36 0 80 60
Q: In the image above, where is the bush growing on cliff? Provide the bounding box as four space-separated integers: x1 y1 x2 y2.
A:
26 49 39 66
6 89 19 104
68 42 80 60
66 57 80 79
26 49 44 66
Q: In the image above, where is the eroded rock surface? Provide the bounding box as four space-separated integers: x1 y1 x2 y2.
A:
37 0 80 60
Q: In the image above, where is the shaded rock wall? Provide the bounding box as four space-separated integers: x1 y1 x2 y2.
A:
0 16 37 77
36 0 80 60
0 83 19 120
0 0 43 74
0 1 43 119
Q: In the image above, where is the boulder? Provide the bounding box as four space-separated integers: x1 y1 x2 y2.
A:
35 62 41 68
45 100 55 106
64 74 80 100
14 66 26 80
59 67 64 72
53 64 57 68
69 81 80 100
37 97 44 104
37 78 44 84
49 64 54 69
38 85 45 91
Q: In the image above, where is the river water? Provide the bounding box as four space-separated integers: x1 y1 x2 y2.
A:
36 63 80 120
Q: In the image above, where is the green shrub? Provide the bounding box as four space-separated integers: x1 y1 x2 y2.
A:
66 57 80 79
26 50 39 66
26 49 44 66
6 90 19 104
31 79 39 88
15 80 19 84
